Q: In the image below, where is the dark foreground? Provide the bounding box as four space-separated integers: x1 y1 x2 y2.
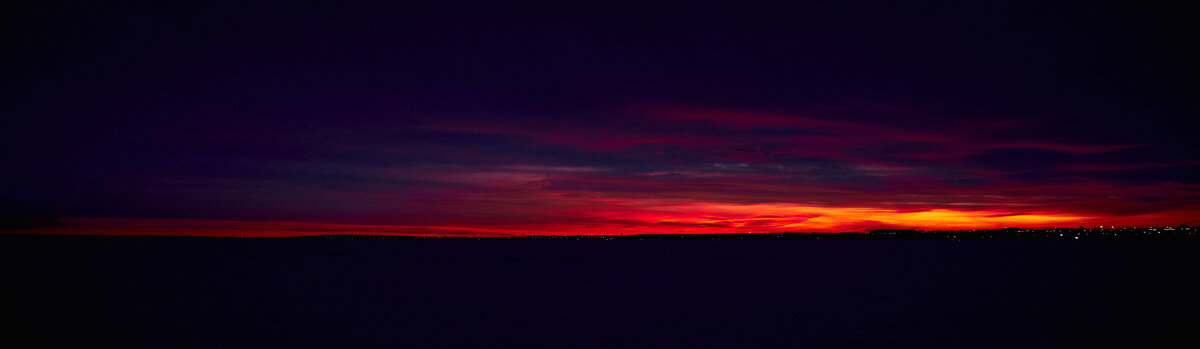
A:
2 235 1196 348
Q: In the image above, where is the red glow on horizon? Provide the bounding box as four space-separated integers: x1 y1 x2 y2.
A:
15 201 1195 237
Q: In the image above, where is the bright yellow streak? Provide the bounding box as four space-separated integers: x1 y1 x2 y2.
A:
623 202 1087 231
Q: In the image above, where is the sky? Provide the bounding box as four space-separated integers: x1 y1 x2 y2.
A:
3 1 1197 236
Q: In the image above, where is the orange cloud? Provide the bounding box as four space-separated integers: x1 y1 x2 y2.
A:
551 199 1092 233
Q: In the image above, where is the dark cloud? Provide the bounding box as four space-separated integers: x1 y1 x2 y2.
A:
3 1 1197 233
968 149 1080 171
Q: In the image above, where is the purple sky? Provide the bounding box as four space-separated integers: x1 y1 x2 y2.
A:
3 1 1197 235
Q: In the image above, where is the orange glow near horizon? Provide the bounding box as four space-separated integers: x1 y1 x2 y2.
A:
13 199 1159 237
562 201 1091 232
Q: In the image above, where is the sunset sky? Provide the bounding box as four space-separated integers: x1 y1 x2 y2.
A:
3 1 1196 236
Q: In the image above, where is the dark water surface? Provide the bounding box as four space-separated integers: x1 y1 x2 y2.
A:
3 236 1195 348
